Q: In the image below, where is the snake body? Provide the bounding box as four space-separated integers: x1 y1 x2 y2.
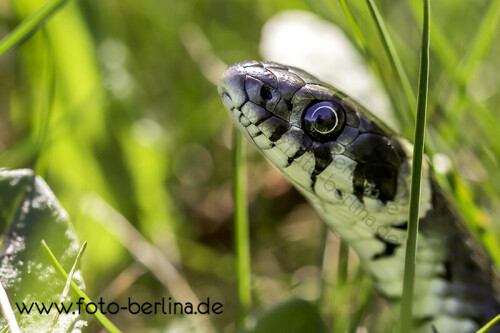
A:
218 61 500 332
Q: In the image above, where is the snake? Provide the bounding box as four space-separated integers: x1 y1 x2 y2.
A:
217 61 500 332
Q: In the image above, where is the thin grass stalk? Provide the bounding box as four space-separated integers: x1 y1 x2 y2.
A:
334 238 350 333
476 314 500 333
348 278 372 333
0 281 21 333
41 240 121 333
317 223 329 306
365 0 416 118
338 0 369 53
0 0 69 58
35 29 55 178
47 241 87 333
233 131 251 328
397 0 430 332
437 0 500 144
337 0 413 129
337 239 349 288
407 0 458 75
457 0 500 86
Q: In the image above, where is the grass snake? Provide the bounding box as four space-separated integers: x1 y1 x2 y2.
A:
217 61 500 333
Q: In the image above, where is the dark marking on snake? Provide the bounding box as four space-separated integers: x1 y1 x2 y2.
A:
310 145 333 189
437 260 453 281
269 124 291 142
287 147 307 165
391 222 408 230
353 164 365 203
372 234 401 260
251 131 263 138
352 163 398 203
413 316 435 329
253 112 272 126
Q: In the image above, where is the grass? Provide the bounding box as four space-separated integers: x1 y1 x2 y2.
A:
365 0 416 120
397 0 430 331
0 281 21 333
47 240 87 332
0 0 69 57
1 0 500 332
233 131 252 328
477 314 500 333
41 240 121 333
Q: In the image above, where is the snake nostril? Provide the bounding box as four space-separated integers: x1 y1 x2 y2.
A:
218 64 248 109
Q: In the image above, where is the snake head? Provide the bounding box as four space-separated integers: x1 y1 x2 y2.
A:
218 61 408 203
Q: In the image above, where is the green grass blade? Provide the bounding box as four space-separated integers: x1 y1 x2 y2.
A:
35 29 56 178
438 0 500 142
476 314 500 333
348 277 372 333
365 0 416 118
457 0 500 85
0 0 69 58
41 240 121 333
0 281 21 333
337 0 413 129
317 223 329 306
338 0 369 53
337 239 349 288
397 0 430 332
407 0 458 75
47 241 87 333
233 131 252 328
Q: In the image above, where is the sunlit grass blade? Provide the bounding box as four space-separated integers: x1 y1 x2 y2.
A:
333 238 350 333
47 241 87 333
233 131 252 328
365 0 416 118
348 277 372 333
457 0 500 85
0 0 69 58
437 0 500 144
397 0 430 332
41 240 121 333
336 0 413 129
337 239 349 288
0 281 21 333
476 314 500 333
35 29 56 178
407 0 458 76
338 0 369 54
317 223 329 306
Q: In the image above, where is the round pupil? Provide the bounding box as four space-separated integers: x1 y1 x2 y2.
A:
308 106 338 134
260 86 272 100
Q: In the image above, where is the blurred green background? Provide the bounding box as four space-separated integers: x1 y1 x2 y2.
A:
0 0 500 332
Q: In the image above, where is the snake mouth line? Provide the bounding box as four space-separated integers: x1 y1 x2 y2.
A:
227 101 273 138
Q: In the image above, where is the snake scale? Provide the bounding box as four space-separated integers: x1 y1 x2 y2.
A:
218 61 500 332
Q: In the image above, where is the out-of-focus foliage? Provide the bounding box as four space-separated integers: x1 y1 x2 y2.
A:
0 0 499 331
0 169 85 332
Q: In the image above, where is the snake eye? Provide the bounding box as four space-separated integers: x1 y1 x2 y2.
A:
260 86 273 101
303 101 345 141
